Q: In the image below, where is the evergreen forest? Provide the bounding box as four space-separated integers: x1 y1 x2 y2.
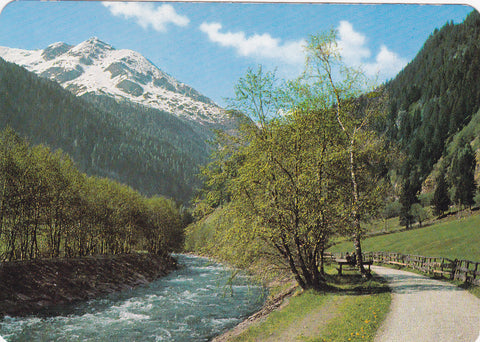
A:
0 58 213 203
384 11 480 225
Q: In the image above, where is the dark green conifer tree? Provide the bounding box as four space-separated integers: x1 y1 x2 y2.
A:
448 143 477 208
399 178 420 229
432 168 451 216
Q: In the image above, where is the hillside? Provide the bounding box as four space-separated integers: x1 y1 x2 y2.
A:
384 10 480 193
0 37 242 202
0 57 213 202
329 212 480 261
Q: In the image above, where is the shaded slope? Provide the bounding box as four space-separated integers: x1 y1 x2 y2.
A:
0 57 212 202
384 10 480 186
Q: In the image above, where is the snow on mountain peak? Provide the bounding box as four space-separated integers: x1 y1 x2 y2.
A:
71 37 114 56
42 42 73 61
0 37 226 125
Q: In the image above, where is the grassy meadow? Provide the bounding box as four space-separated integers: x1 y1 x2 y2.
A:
330 211 480 262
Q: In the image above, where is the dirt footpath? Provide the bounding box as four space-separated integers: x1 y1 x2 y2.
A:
372 265 480 342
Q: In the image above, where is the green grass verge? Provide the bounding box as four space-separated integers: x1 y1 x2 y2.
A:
311 273 391 342
230 268 391 342
464 284 480 298
330 212 480 261
230 290 330 341
313 291 391 342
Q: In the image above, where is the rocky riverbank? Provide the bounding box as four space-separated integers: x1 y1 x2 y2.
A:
0 253 177 317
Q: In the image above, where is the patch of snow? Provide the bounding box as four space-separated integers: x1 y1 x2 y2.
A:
0 38 227 125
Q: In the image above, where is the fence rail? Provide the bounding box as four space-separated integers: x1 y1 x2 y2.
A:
333 251 480 286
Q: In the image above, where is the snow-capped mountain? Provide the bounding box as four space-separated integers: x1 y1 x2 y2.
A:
0 37 227 125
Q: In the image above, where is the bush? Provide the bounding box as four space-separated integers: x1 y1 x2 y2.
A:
409 203 430 227
382 200 402 219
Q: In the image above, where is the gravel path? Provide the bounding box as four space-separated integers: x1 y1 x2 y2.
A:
372 265 480 342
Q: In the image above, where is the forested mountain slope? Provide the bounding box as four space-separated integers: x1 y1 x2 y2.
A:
385 10 480 192
0 57 213 202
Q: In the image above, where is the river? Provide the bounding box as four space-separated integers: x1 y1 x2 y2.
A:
0 254 267 342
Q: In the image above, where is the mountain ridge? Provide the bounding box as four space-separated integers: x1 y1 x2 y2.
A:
0 56 217 203
0 37 228 126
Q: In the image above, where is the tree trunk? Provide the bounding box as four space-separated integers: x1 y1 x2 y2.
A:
353 228 368 277
319 246 325 276
350 147 368 277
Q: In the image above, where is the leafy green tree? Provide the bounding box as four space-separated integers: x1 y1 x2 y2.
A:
382 200 402 219
0 128 32 260
41 149 81 258
302 31 389 276
142 196 184 256
196 37 389 287
409 203 429 227
202 67 346 290
195 118 246 214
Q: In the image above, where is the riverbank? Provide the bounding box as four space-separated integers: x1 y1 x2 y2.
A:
212 269 391 342
0 254 266 341
0 253 177 317
211 281 298 342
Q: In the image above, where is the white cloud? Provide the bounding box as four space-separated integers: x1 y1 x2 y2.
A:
364 45 409 80
337 20 371 66
199 22 305 66
102 2 189 32
337 21 407 80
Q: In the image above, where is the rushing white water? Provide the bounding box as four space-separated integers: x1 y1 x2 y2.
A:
0 254 266 342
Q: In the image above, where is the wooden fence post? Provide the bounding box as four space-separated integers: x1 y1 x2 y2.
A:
338 251 479 286
473 262 479 285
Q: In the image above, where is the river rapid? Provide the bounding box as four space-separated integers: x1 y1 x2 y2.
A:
0 254 267 342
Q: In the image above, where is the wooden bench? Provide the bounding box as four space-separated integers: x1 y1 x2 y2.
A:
322 252 336 264
336 259 373 275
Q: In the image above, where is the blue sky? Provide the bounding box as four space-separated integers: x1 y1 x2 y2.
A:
0 1 475 106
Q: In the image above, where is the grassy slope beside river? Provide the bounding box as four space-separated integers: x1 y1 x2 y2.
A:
329 211 480 262
217 273 391 342
206 210 480 341
187 207 392 342
0 253 177 317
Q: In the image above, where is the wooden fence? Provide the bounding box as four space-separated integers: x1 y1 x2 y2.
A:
333 251 480 286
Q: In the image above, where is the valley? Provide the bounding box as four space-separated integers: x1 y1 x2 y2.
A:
1 5 480 342
0 37 239 202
